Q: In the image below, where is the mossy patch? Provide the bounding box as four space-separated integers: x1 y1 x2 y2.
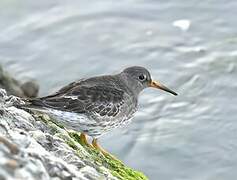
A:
68 131 148 180
36 114 148 180
34 113 65 134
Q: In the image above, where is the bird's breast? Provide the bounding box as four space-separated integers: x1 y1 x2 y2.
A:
109 97 138 128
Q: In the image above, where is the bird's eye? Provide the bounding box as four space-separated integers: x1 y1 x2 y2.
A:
138 74 146 81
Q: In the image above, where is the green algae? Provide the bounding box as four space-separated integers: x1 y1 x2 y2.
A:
68 131 148 180
36 113 148 180
34 113 65 133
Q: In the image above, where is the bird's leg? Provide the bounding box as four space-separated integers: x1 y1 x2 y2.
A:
92 139 120 161
80 133 91 147
92 138 110 156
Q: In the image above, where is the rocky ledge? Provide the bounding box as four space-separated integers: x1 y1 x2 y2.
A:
0 88 147 180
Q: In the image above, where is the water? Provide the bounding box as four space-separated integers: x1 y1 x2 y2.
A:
1 1 237 179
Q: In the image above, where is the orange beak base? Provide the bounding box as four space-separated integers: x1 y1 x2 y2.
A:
149 81 178 96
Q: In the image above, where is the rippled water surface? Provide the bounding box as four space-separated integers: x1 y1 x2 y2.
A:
1 1 237 179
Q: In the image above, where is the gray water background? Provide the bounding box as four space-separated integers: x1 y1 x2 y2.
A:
0 1 237 179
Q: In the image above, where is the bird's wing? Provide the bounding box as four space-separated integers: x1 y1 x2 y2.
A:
38 79 85 98
28 85 126 117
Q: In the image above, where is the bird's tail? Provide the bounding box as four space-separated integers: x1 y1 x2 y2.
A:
16 98 49 113
0 88 48 114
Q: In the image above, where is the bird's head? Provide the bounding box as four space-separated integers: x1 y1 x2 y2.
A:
121 66 177 96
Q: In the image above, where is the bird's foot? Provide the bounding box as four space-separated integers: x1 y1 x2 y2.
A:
92 138 109 155
78 134 121 161
92 138 120 161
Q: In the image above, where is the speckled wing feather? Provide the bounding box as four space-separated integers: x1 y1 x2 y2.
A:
28 84 126 118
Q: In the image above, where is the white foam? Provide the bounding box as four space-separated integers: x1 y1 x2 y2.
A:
173 19 191 31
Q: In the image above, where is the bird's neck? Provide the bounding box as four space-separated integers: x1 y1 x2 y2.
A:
116 74 140 98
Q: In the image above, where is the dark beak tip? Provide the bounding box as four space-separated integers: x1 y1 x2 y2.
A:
150 81 178 96
172 91 178 96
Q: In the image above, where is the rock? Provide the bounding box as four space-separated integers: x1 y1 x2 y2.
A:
0 88 148 180
21 81 39 98
0 64 39 98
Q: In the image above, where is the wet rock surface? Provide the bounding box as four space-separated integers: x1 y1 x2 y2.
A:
0 88 147 180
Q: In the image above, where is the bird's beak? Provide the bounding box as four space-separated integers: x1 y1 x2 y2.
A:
149 81 178 96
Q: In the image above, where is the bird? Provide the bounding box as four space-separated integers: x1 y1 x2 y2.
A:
18 66 177 156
